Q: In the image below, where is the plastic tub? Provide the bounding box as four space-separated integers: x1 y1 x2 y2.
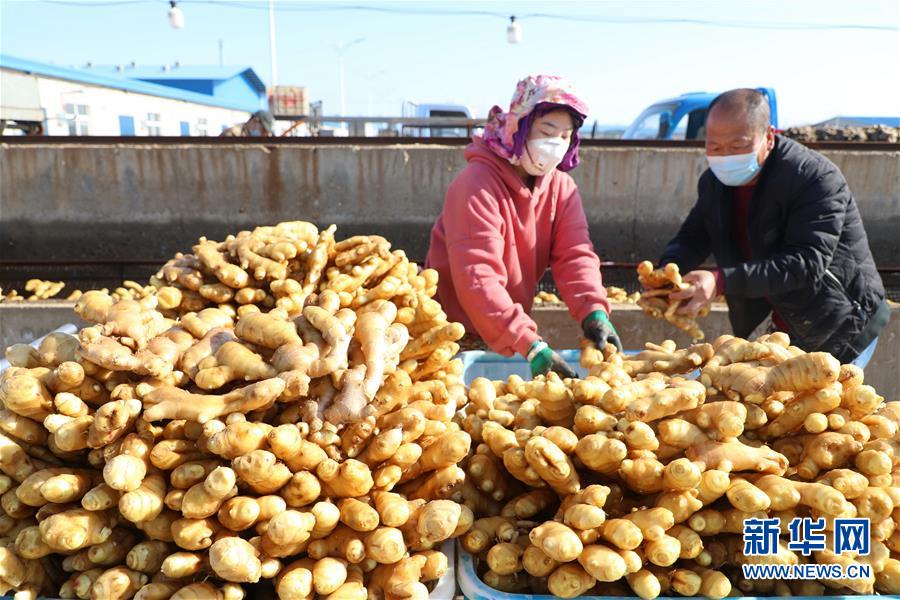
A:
459 348 704 386
458 543 892 600
458 544 604 599
454 358 862 600
459 349 587 385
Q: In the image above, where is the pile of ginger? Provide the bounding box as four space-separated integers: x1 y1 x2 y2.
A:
636 261 709 341
0 222 474 599
456 332 900 598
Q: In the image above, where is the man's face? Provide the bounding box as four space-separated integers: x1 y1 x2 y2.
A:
705 108 774 165
246 117 265 136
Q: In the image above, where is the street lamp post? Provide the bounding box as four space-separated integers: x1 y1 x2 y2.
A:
168 1 184 29
507 16 522 43
336 38 365 116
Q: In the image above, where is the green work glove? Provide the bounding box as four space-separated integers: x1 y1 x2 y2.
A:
582 310 623 353
527 340 577 379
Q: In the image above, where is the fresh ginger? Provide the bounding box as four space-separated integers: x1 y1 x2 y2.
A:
636 261 708 340
39 508 115 551
622 341 714 376
209 537 262 583
797 432 864 479
194 341 277 389
524 436 580 495
548 561 596 598
763 351 841 395
529 521 584 562
118 473 167 523
625 378 705 422
687 438 789 474
181 466 237 519
142 378 286 423
5 226 893 600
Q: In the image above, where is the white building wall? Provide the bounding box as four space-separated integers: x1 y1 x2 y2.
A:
35 75 253 136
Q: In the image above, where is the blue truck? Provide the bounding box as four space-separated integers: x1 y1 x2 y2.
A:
622 87 778 140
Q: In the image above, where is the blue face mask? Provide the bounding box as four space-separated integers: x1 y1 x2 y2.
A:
706 139 764 186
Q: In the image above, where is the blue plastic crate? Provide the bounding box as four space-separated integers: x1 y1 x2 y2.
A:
459 350 587 385
458 544 897 600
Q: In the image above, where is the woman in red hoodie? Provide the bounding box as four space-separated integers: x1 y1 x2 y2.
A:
426 74 619 377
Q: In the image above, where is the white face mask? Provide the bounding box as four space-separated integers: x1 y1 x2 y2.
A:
521 137 569 176
706 138 765 186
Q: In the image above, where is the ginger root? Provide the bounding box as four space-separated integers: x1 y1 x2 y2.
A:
142 378 285 423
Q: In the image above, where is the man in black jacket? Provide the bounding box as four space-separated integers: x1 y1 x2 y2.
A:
661 88 889 366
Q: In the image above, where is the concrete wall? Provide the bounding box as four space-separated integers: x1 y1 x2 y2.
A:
2 142 898 264
2 302 898 397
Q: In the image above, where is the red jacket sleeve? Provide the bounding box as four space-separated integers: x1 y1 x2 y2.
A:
442 182 540 357
549 185 611 324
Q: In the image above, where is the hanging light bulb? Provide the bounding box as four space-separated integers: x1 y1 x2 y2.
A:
168 1 185 29
506 16 522 44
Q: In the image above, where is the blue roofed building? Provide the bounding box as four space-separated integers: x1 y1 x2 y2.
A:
0 54 269 135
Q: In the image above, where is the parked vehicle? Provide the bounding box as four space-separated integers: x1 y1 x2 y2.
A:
400 102 476 137
623 88 778 140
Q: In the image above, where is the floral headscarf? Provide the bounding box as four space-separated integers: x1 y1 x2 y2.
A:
481 74 589 172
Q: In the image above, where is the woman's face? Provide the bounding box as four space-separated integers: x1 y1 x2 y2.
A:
528 109 575 142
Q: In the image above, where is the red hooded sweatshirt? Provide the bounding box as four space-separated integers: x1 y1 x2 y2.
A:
425 138 610 357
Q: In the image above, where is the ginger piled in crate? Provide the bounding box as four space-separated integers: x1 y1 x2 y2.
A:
0 279 155 304
0 280 81 303
533 291 563 307
534 287 638 308
606 286 640 305
0 222 472 599
457 333 899 598
636 260 707 340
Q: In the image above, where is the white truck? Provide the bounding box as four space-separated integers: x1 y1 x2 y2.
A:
400 102 477 137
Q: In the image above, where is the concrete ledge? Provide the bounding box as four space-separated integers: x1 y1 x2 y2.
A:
0 302 88 350
2 301 897 397
2 144 897 264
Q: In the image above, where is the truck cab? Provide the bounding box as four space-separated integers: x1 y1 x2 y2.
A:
623 88 777 140
401 102 475 137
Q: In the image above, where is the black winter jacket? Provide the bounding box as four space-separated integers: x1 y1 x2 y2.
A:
660 135 889 363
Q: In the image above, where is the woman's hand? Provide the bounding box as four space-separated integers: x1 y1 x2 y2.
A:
527 341 577 379
670 270 718 315
582 310 623 353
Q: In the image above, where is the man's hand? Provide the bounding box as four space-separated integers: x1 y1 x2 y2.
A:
582 310 623 353
670 270 718 315
527 341 577 379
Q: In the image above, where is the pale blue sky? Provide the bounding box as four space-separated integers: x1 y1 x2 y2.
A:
2 0 898 126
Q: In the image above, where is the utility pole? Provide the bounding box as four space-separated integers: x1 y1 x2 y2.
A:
268 0 278 86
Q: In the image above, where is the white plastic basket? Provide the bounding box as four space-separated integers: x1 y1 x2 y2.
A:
429 538 456 599
0 323 78 374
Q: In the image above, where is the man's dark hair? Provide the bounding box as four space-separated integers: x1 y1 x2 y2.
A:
252 110 275 133
708 88 770 133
